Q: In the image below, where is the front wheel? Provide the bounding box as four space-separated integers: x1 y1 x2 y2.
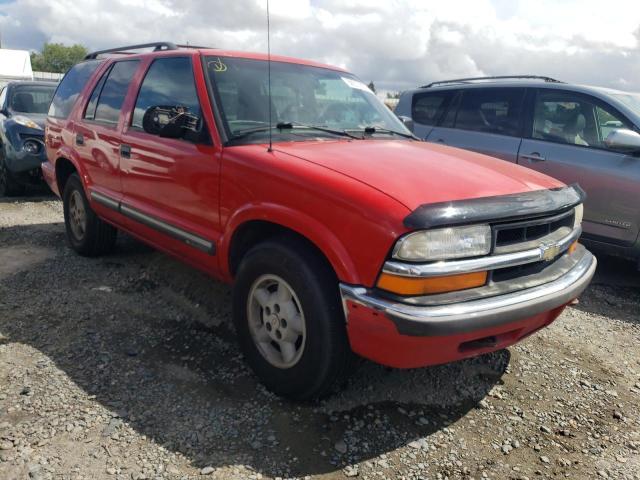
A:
232 237 353 400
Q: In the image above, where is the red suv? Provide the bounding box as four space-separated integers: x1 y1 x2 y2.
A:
43 42 596 399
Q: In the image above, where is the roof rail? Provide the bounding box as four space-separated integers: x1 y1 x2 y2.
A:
84 42 185 60
84 42 178 60
420 75 564 89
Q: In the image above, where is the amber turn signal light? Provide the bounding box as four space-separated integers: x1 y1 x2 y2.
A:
568 241 579 254
377 271 488 296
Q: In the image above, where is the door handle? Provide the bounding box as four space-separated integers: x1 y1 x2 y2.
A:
75 133 84 146
120 144 131 158
520 152 546 161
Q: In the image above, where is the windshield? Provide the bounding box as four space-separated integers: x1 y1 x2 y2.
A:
207 56 409 143
10 85 56 114
611 93 640 119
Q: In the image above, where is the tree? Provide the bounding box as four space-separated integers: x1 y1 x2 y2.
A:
367 81 376 93
30 43 88 73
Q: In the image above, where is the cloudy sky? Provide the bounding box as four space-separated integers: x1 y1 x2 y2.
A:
1 0 640 93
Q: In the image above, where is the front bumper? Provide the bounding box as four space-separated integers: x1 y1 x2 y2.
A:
339 248 596 368
4 137 47 174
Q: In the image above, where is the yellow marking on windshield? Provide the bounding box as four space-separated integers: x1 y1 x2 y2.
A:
210 58 227 73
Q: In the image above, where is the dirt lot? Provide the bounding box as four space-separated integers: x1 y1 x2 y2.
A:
1 195 639 480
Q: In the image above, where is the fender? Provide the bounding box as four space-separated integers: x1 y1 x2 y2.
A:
219 202 360 285
53 142 89 192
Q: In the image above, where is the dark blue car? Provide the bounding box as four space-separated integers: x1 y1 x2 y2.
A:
0 81 56 196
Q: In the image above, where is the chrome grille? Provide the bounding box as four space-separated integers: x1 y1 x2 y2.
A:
493 209 575 254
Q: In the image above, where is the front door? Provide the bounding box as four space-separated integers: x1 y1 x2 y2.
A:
518 88 640 246
119 56 220 257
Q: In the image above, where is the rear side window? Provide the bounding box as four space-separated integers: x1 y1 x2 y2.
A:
93 60 139 125
48 60 102 119
132 57 201 127
411 91 451 125
84 72 109 120
455 88 525 137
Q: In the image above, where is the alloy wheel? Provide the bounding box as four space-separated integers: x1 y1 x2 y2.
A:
68 190 87 240
247 274 307 369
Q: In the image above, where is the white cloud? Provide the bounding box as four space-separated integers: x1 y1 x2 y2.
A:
1 0 640 92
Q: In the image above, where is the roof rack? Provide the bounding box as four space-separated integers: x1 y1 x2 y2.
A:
84 42 214 60
420 75 564 89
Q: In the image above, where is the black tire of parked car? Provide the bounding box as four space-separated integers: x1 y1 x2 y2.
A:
63 173 117 256
232 236 354 400
0 146 26 197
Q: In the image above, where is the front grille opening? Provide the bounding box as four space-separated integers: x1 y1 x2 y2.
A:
492 258 553 282
498 227 525 244
459 335 497 352
495 210 575 249
526 223 549 239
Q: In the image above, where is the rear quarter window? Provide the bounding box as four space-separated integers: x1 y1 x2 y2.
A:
411 91 451 125
48 60 102 119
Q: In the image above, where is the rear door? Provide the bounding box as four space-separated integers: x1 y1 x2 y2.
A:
426 87 525 163
75 60 140 198
518 88 640 246
119 55 220 257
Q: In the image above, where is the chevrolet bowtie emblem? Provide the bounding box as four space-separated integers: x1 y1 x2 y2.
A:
540 243 561 262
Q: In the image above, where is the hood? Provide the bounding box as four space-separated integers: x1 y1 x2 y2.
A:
274 140 564 211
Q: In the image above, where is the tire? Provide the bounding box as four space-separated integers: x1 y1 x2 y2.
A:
63 173 117 256
232 236 353 400
0 148 26 197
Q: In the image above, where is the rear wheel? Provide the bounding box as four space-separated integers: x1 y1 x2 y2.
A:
0 149 26 197
232 237 353 400
63 173 117 256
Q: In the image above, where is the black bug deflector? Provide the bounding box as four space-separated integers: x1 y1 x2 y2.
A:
404 184 586 229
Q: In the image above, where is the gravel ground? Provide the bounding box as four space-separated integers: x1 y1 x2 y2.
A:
1 195 639 480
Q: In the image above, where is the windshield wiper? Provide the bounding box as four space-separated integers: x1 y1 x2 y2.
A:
284 122 361 139
230 122 360 141
361 126 418 140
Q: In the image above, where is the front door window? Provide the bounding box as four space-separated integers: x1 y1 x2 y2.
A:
532 90 631 152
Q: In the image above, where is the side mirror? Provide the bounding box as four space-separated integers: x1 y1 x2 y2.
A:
397 115 414 133
604 129 640 153
142 105 200 138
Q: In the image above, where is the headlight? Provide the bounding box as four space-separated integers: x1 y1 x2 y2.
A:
13 115 42 130
573 204 583 228
393 224 492 261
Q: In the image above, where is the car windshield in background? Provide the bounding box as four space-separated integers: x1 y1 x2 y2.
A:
206 56 410 143
611 92 640 119
10 85 56 114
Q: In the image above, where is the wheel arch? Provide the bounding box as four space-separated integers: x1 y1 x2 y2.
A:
222 205 360 285
55 157 79 195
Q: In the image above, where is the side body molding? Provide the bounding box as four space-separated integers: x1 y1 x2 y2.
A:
90 190 216 255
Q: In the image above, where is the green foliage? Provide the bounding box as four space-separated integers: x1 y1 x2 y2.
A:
30 43 88 73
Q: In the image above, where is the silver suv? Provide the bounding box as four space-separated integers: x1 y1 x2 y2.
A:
396 76 640 267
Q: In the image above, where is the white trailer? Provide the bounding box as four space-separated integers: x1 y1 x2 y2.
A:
0 49 34 87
